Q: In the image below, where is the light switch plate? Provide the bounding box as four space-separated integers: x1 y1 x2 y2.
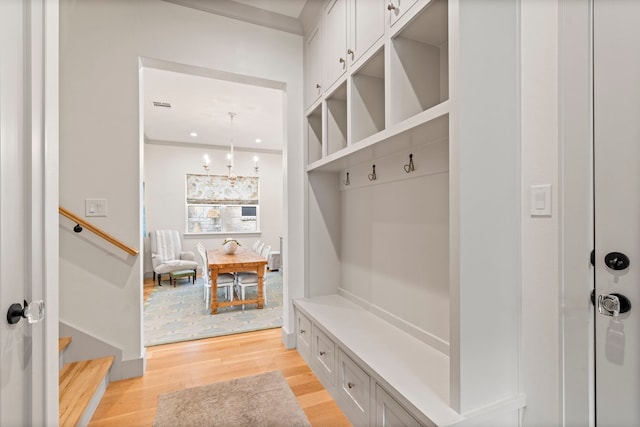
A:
530 185 551 216
85 198 107 217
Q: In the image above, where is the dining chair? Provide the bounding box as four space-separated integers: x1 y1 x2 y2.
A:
251 240 261 252
196 242 235 304
235 244 270 309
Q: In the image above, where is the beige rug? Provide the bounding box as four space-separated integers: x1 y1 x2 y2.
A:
153 371 312 427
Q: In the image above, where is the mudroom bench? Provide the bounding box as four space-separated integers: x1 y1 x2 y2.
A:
293 295 463 427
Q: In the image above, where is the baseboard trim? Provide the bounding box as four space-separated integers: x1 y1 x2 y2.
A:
281 326 295 349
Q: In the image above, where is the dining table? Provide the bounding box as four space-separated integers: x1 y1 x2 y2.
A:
207 247 267 314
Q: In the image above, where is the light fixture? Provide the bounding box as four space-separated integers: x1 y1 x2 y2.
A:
202 154 210 173
226 112 237 186
253 156 259 175
255 138 261 143
190 132 198 137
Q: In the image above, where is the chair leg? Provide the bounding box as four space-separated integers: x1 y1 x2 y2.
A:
193 269 197 284
157 274 162 286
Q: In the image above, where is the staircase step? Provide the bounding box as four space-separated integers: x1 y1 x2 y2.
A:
59 356 114 427
59 337 72 354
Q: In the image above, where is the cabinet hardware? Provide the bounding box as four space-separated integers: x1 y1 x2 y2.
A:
404 153 415 173
319 351 326 356
344 172 350 185
339 57 346 65
347 48 354 60
315 83 321 89
368 165 377 181
347 382 355 389
300 329 306 334
387 2 396 11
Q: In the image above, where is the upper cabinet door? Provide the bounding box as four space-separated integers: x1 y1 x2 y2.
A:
306 25 323 108
349 0 385 64
323 0 348 90
387 0 420 27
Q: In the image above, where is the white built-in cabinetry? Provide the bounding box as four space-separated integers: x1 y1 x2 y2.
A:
299 0 524 425
320 0 386 96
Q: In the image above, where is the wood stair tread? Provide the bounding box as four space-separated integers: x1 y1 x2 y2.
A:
59 356 114 427
59 337 72 353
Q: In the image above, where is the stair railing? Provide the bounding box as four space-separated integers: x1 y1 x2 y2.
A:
59 206 139 256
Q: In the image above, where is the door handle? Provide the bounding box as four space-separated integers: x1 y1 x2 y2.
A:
598 293 631 317
7 300 45 324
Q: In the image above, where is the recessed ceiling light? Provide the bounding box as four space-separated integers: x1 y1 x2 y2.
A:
255 138 262 143
190 132 198 137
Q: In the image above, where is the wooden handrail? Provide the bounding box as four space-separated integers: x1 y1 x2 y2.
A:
59 206 139 256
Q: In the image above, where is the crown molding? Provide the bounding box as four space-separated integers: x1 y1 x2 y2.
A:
162 0 303 35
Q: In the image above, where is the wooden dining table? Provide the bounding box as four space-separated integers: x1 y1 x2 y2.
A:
207 247 267 314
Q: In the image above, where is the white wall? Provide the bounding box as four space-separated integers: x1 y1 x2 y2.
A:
143 143 283 275
520 1 561 425
59 0 303 367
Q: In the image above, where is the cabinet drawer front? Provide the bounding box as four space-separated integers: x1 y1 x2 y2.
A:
296 311 312 355
312 328 337 383
339 350 371 425
375 384 424 427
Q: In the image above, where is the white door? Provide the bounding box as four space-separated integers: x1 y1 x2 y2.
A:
594 1 640 425
0 0 58 425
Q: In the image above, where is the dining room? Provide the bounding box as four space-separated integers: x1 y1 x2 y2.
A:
141 63 285 347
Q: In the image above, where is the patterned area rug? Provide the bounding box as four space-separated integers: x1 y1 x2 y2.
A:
144 271 283 347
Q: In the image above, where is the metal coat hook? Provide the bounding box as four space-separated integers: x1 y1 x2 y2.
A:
404 153 415 173
344 172 350 185
368 165 377 181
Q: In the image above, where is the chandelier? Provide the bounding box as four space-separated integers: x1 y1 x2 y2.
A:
225 112 237 186
201 111 260 182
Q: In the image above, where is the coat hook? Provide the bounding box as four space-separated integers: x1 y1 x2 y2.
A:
404 153 415 173
344 172 350 185
368 164 377 181
73 224 83 233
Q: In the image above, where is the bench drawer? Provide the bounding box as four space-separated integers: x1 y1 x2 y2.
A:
375 384 424 427
312 327 337 385
339 349 371 426
295 310 312 359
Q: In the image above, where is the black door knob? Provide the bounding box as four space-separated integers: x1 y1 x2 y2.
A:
604 252 630 271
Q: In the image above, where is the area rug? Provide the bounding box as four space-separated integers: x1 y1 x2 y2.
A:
153 371 311 427
144 271 283 346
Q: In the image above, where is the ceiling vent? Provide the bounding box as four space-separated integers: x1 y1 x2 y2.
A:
152 101 171 108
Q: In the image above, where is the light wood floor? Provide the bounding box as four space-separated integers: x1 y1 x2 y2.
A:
89 279 350 426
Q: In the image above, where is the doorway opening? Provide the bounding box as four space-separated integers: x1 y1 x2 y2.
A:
139 58 287 347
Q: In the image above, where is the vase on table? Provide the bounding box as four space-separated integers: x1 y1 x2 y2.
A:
222 239 239 254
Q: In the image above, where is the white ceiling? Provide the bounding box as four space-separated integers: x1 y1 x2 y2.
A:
143 0 313 152
143 67 283 152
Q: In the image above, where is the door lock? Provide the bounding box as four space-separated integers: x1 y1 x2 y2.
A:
598 293 631 317
604 251 630 270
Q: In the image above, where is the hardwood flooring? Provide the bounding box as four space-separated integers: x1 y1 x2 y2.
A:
90 279 350 426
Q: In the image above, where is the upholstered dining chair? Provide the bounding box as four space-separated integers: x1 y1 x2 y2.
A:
149 229 198 286
235 244 270 309
196 242 235 304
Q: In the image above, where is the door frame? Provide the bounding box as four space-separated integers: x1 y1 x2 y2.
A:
8 0 60 424
559 0 595 425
